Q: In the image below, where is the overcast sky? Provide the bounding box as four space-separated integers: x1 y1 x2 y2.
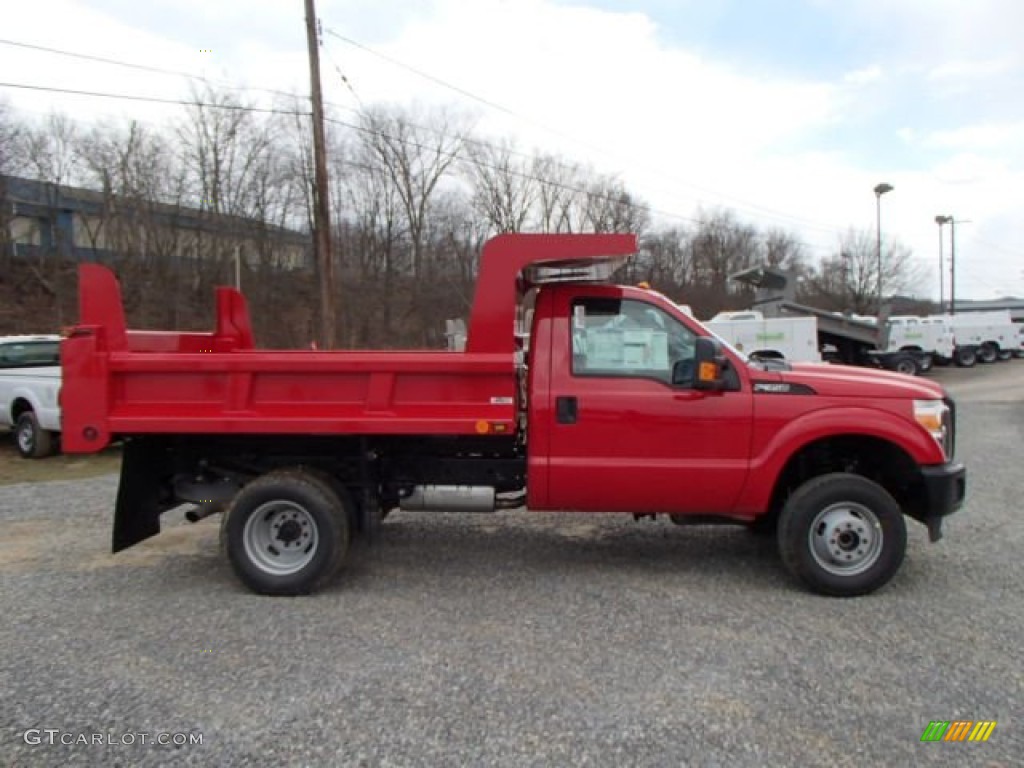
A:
2 0 1022 300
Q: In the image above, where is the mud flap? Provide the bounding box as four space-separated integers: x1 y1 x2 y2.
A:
112 438 175 552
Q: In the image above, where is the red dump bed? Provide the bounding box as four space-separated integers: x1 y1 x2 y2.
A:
60 234 638 453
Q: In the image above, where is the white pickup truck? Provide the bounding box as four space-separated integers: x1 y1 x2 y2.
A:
0 335 62 458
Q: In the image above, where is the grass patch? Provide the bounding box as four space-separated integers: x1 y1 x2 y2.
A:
0 429 122 485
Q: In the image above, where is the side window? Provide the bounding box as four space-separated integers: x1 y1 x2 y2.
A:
571 298 696 384
0 342 60 368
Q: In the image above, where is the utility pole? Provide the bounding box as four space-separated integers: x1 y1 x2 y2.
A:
305 0 336 349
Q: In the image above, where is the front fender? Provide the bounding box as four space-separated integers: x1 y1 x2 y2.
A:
737 405 943 513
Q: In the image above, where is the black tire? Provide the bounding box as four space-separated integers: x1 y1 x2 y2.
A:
954 346 977 368
15 411 55 459
978 343 998 364
777 473 907 597
221 470 350 595
997 350 1012 361
917 354 933 373
891 355 919 376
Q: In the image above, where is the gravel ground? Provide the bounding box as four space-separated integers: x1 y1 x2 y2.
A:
1 364 1022 767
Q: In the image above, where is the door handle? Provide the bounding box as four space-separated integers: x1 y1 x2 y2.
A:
556 395 578 424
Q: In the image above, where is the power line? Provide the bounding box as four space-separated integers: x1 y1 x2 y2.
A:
322 26 847 237
324 113 843 255
0 33 856 248
6 34 1020 265
0 74 833 255
0 37 305 105
324 29 525 121
0 81 310 116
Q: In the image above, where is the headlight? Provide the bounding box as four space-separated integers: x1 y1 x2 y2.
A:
914 399 950 458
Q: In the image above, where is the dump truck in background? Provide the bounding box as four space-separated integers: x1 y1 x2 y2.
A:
59 234 966 598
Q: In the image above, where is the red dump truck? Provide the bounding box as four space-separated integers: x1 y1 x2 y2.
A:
60 234 965 597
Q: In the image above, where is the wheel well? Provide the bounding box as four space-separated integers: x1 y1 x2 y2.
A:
11 398 34 421
766 435 926 522
898 345 923 353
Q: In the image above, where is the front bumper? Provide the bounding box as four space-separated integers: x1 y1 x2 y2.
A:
917 462 967 542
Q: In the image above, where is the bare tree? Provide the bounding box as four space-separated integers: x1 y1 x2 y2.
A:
801 228 924 314
18 112 85 323
531 153 584 232
462 137 536 234
0 99 23 176
581 175 650 235
0 99 24 273
761 228 807 272
358 105 467 279
636 227 696 292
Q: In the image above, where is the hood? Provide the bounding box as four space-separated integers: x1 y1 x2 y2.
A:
774 362 946 400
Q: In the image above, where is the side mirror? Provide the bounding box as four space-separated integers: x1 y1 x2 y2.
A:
693 336 727 391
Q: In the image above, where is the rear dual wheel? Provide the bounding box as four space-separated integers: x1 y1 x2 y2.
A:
954 347 977 368
222 470 352 595
778 474 906 597
978 344 999 364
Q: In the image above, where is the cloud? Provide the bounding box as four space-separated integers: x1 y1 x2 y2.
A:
922 121 1024 154
843 65 884 86
927 57 1016 82
1 0 1022 299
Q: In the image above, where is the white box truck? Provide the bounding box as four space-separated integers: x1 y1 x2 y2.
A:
705 311 821 363
928 311 1019 366
884 316 956 372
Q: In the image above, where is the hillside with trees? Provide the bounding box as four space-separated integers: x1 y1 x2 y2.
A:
0 94 928 348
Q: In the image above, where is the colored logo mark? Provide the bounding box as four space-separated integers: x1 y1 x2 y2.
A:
920 720 996 742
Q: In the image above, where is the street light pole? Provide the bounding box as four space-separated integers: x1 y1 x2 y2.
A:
949 217 957 316
873 182 893 314
935 215 950 314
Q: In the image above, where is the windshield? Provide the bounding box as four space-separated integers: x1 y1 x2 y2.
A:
673 308 750 364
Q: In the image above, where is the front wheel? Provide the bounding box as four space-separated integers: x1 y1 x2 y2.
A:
15 411 56 459
777 474 906 597
221 470 351 595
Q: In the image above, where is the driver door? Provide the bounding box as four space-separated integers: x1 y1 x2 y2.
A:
546 294 753 515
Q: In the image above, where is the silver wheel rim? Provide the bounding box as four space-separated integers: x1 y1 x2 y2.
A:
242 500 319 576
808 502 883 577
896 360 915 375
16 422 33 453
